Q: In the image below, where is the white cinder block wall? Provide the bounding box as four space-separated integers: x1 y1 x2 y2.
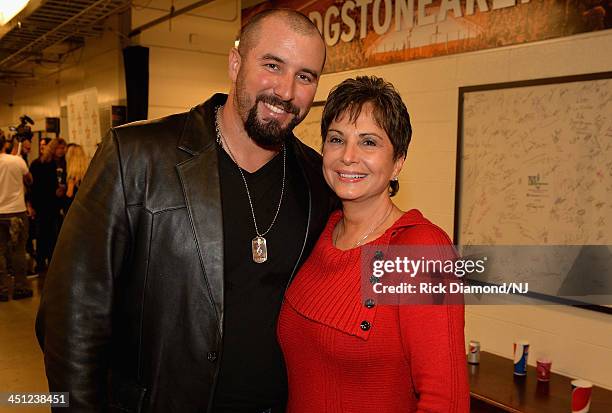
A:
132 0 239 119
308 30 612 389
0 0 240 129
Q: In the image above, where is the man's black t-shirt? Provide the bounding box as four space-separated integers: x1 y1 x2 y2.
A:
213 142 308 412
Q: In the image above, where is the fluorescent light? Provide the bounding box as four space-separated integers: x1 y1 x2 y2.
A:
0 0 30 25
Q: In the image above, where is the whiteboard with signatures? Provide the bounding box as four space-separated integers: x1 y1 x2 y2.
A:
455 73 612 313
457 74 612 245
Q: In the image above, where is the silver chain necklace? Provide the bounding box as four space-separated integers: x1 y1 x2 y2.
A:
215 106 286 263
334 203 394 248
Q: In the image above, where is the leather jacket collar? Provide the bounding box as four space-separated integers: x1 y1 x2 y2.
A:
174 94 330 336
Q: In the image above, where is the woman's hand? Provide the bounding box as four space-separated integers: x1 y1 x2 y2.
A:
66 178 76 198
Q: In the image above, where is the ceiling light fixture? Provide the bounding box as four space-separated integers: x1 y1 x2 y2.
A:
0 0 30 26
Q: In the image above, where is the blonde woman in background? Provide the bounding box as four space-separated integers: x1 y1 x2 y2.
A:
65 144 90 211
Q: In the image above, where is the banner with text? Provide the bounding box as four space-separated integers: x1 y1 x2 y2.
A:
243 0 612 73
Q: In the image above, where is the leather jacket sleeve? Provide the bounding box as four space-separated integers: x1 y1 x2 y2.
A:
36 129 130 411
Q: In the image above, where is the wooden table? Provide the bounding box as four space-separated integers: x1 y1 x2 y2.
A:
468 352 612 412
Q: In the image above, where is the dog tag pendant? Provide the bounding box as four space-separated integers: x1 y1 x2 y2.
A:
252 236 268 263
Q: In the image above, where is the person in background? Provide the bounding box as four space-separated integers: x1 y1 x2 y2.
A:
38 137 51 157
8 137 29 161
1 130 11 154
0 134 34 301
29 137 67 274
16 137 36 272
29 137 53 169
9 137 31 162
20 138 32 163
25 137 50 274
278 76 470 412
63 144 90 212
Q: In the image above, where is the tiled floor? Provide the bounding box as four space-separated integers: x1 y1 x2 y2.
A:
0 277 50 412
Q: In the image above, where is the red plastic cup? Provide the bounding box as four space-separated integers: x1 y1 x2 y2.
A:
536 358 552 381
571 379 593 413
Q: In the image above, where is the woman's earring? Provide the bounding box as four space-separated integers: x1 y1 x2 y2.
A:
392 176 399 181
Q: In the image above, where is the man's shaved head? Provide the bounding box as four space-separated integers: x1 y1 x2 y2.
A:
227 7 326 148
238 8 325 64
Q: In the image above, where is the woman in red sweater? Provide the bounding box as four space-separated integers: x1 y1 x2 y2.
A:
278 76 470 412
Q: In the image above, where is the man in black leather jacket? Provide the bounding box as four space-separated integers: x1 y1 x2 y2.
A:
36 9 335 412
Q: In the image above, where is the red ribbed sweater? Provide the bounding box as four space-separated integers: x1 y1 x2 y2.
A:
278 210 470 413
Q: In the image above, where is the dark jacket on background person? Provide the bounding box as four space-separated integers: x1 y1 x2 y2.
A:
35 94 335 412
30 156 66 269
29 157 66 215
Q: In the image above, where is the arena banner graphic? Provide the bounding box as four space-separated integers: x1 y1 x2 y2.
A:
242 0 612 74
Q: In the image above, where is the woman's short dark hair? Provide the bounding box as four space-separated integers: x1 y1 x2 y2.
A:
321 76 412 196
